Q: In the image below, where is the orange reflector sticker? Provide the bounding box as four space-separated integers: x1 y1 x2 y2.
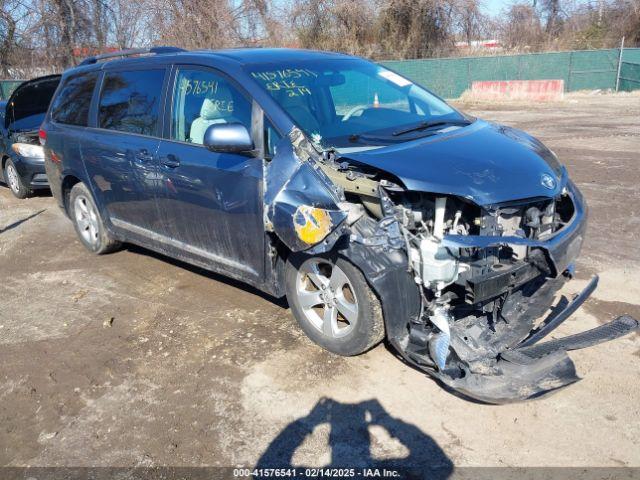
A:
293 205 333 245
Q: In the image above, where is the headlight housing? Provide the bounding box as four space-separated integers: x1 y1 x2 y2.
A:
12 143 44 159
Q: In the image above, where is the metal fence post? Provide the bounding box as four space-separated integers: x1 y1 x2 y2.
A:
567 51 574 91
518 55 522 80
616 37 625 92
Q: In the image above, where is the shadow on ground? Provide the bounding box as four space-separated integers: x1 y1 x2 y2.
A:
123 243 289 307
0 209 46 234
256 398 453 478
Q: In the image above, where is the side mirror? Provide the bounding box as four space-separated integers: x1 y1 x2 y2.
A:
203 123 254 153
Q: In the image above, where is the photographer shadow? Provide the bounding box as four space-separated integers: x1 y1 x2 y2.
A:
256 397 453 479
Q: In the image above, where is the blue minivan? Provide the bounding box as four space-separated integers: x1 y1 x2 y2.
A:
42 47 637 403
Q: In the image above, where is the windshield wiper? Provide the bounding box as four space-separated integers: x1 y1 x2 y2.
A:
392 119 471 137
348 133 396 143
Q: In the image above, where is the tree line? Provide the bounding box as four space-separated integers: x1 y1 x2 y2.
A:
1 0 639 77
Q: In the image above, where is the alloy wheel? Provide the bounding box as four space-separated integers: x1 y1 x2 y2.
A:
74 195 100 247
295 258 359 338
6 163 20 193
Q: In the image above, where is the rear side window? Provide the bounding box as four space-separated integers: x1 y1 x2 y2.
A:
50 72 98 126
98 70 165 136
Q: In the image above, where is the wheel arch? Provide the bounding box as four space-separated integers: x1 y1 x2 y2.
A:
268 233 293 298
339 241 421 343
61 174 82 216
2 152 21 174
0 154 8 180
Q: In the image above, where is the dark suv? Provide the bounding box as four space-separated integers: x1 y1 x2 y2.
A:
1 75 60 197
43 47 637 403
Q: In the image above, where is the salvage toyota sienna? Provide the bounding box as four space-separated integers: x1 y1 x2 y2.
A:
42 47 638 403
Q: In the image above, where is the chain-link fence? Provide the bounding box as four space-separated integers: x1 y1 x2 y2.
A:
380 48 640 99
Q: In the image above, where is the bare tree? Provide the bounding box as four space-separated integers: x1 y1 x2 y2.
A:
292 0 377 55
52 0 78 66
454 0 486 46
0 0 18 75
109 0 152 48
378 0 455 58
0 0 639 80
500 2 544 50
541 0 563 35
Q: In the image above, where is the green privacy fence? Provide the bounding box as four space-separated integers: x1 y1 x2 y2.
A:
0 80 24 100
619 61 640 91
380 48 640 99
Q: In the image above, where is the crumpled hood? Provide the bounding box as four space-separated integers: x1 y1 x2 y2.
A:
340 120 566 206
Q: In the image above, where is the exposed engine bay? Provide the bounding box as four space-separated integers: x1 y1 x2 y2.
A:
265 127 639 404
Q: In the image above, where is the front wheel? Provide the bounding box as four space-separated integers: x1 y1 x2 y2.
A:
285 253 385 356
4 159 32 199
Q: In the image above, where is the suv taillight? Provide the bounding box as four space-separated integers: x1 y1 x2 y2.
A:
39 127 47 146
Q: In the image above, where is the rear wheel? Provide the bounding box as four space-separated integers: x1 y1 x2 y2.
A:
69 183 121 254
4 159 32 199
285 253 385 356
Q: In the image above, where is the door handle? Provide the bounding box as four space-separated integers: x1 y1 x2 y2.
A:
161 154 181 169
134 149 154 163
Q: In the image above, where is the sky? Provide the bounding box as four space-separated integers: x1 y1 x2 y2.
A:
482 0 517 16
482 0 595 17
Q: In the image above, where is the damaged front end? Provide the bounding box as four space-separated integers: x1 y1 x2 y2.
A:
265 127 639 404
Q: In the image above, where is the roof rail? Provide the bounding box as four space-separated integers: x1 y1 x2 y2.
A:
79 46 186 66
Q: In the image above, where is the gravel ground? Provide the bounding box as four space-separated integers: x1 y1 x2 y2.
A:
0 94 638 471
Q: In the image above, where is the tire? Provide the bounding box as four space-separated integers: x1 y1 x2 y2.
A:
69 182 121 254
285 252 385 356
4 159 32 199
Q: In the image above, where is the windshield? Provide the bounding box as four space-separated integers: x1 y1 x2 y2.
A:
246 58 466 151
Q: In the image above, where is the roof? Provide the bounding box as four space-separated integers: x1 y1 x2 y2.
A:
193 48 354 64
66 47 357 79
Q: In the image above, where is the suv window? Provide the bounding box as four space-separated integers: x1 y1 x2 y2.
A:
51 72 98 126
98 70 165 136
171 68 252 145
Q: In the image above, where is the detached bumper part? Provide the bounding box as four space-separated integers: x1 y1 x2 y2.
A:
441 349 578 404
397 275 639 404
441 314 638 404
503 315 639 362
518 275 599 347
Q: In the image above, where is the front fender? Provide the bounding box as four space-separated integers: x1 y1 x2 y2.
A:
339 217 421 343
264 128 348 252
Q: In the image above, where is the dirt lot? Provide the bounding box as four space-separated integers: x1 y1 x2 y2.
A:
0 94 639 471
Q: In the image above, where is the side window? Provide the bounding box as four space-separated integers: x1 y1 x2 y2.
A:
51 72 98 126
265 118 282 158
98 70 165 136
171 69 252 145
